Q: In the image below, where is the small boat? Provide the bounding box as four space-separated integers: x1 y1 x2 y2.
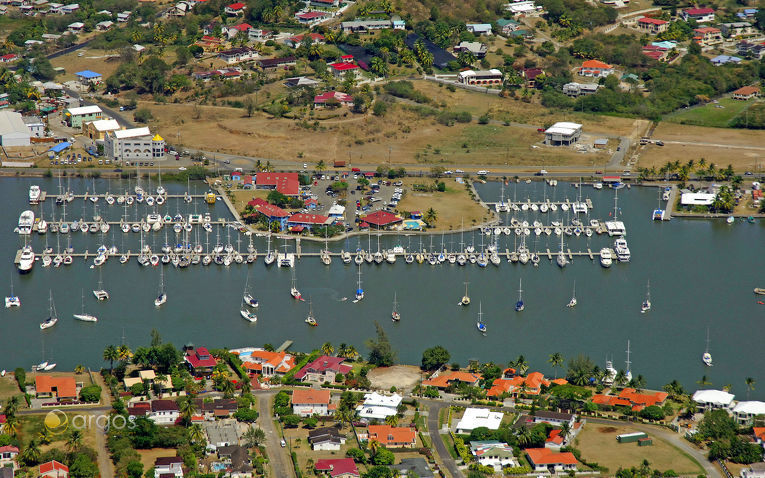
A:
18 210 34 235
391 292 400 322
40 290 58 330
29 185 41 204
146 196 155 206
476 302 487 334
43 363 56 371
567 281 577 308
600 248 613 268
290 268 303 301
243 274 258 308
155 266 167 307
93 269 109 301
73 290 98 322
515 278 525 312
702 327 713 367
754 288 765 295
641 280 651 313
240 308 257 322
726 216 735 224
106 194 115 205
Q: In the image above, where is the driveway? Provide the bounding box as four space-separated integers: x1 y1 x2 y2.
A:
257 393 295 478
424 400 464 478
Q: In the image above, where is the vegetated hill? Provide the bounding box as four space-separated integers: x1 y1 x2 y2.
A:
395 0 506 23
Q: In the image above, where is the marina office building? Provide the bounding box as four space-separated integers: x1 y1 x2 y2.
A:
104 127 166 162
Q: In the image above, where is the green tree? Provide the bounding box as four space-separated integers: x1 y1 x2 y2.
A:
366 322 397 366
421 345 450 371
745 377 756 399
370 56 389 77
126 461 144 478
66 429 84 452
244 426 266 447
372 447 395 465
423 208 438 226
103 345 118 372
321 342 334 356
548 352 564 379
20 438 41 465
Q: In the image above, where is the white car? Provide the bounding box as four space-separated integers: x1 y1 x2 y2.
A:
455 169 464 173
444 170 453 175
477 170 489 175
178 167 187 171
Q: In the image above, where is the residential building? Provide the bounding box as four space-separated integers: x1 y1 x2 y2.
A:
544 122 582 146
35 375 77 400
682 7 716 22
67 22 84 33
314 91 353 108
184 346 218 376
720 22 754 37
454 41 487 58
737 41 765 59
75 70 102 85
391 458 434 478
356 392 403 422
309 426 346 450
291 388 334 417
329 61 360 78
423 370 482 389
149 400 180 425
737 8 758 19
225 1 245 15
694 27 722 46
470 441 518 471
310 0 339 7
341 18 395 33
591 388 668 411
732 85 760 100
124 370 172 391
754 427 765 449
295 11 331 25
104 128 165 163
83 118 121 140
225 22 251 38
96 20 114 30
255 172 300 196
248 202 289 229
522 67 544 87
154 456 183 477
692 389 735 410
525 448 578 473
637 17 669 34
366 425 416 447
235 348 296 377
456 408 503 434
64 105 103 128
315 458 359 478
562 82 600 97
710 54 742 65
0 111 31 146
732 401 765 425
218 47 257 64
680 192 716 206
285 76 320 88
506 1 540 14
295 355 352 382
194 398 239 420
61 3 78 13
204 420 239 448
165 2 189 17
578 59 613 77
248 28 272 41
466 23 492 35
496 18 522 35
216 445 253 477
0 53 18 63
40 460 69 478
741 463 765 478
117 11 131 21
642 45 669 61
531 411 576 427
457 69 503 86
0 445 19 470
286 32 326 48
257 56 297 70
287 213 334 231
360 210 402 229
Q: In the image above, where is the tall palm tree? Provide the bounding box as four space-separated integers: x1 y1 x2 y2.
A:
1 414 18 436
368 439 381 457
513 355 529 376
614 370 627 388
67 429 83 452
103 345 118 372
560 422 571 442
20 438 41 465
4 395 19 417
515 427 533 447
38 427 52 445
244 426 266 447
117 345 132 362
220 379 236 398
178 395 197 424
548 353 564 379
343 345 358 361
316 160 327 173
321 342 334 356
745 377 756 399
337 343 348 358
370 56 389 77
189 423 206 444
384 414 398 427
424 208 438 226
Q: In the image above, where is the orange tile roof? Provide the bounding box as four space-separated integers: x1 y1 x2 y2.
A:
733 85 760 95
581 59 612 69
487 378 515 397
35 375 77 398
237 350 296 374
753 427 765 441
546 429 564 444
368 425 416 446
422 371 482 388
618 388 668 407
526 448 578 465
292 388 331 405
551 378 568 386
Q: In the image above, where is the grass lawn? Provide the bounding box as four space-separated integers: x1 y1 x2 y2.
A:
137 448 179 471
442 432 459 460
665 98 758 128
396 177 493 231
574 424 704 474
0 376 22 402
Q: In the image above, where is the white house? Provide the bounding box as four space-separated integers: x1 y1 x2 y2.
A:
544 122 582 146
308 427 346 451
465 23 492 35
149 399 180 425
60 3 79 13
470 441 518 472
104 127 166 163
67 22 84 33
456 408 503 434
732 401 765 425
154 456 183 478
292 389 333 417
680 192 716 206
692 389 735 411
117 11 131 22
532 411 576 427
218 47 257 64
525 448 578 473
741 462 765 478
356 392 402 422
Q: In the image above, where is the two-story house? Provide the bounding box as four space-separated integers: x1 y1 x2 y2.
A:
294 356 351 383
292 388 334 417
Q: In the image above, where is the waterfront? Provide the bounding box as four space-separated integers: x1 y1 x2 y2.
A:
2 177 763 399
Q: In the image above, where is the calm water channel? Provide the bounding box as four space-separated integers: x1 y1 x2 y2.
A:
1 176 763 398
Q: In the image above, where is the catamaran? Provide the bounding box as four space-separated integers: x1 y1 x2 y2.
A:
702 327 713 367
476 302 487 334
93 268 110 300
391 292 400 322
5 276 20 308
29 185 41 204
567 280 577 308
354 265 364 302
154 266 167 307
73 289 98 322
515 278 525 312
641 280 651 313
40 290 58 330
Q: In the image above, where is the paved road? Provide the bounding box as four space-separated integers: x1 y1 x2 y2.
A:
257 393 295 478
424 400 464 478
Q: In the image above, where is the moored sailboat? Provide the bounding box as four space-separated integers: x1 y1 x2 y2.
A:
391 292 400 322
73 289 98 322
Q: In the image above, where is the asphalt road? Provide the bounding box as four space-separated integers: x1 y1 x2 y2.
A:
257 392 295 478
424 400 464 478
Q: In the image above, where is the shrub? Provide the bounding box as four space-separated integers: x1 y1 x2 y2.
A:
79 385 102 403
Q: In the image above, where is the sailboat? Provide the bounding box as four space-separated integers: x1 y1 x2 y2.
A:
5 275 20 308
264 234 275 266
556 233 568 268
154 266 167 307
290 267 303 301
702 328 713 367
391 292 400 322
40 290 59 330
305 297 317 326
459 281 470 306
243 273 258 308
353 265 364 302
625 340 633 382
93 268 110 301
641 280 651 313
476 302 487 334
73 289 98 322
34 336 55 371
515 278 525 312
567 280 577 308
240 306 257 322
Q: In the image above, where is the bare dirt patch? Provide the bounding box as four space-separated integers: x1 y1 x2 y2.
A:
50 49 123 82
137 448 180 470
599 426 618 433
368 365 423 391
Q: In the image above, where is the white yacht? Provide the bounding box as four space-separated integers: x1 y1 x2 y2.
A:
73 290 98 322
614 238 631 262
40 291 58 330
18 245 35 273
599 248 613 268
29 185 41 204
18 210 34 235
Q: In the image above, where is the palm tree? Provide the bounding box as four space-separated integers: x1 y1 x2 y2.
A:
117 344 132 362
548 353 564 379
424 208 438 226
512 355 529 376
4 395 19 417
306 458 316 474
38 427 52 445
189 423 206 444
321 342 334 356
74 364 86 374
614 370 628 388
220 378 236 398
103 345 118 372
515 427 533 447
20 439 41 465
67 429 83 452
342 345 359 361
745 377 756 399
368 439 381 457
559 421 571 442
370 56 389 77
457 50 476 67
1 414 18 436
178 395 197 424
337 343 348 358
384 414 399 427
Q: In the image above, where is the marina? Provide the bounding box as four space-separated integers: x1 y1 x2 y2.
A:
2 176 764 400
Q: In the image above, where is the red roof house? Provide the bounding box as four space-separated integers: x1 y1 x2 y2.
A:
295 11 330 23
328 62 360 78
35 375 77 400
288 213 333 228
40 460 69 478
525 448 577 472
288 32 326 47
360 210 401 229
682 7 715 21
637 17 669 34
367 425 416 447
184 346 218 376
522 67 544 87
256 172 300 196
225 2 246 15
578 59 614 77
423 371 482 389
238 350 296 377
0 54 18 63
314 91 353 108
315 458 359 478
295 355 352 382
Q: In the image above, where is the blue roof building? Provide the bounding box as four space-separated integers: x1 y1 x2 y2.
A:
75 70 102 84
710 55 742 66
49 141 72 153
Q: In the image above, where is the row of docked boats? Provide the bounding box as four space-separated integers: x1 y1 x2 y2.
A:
598 237 631 267
494 200 589 214
481 219 602 237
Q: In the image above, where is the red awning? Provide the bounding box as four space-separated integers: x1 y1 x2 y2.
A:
289 225 305 232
